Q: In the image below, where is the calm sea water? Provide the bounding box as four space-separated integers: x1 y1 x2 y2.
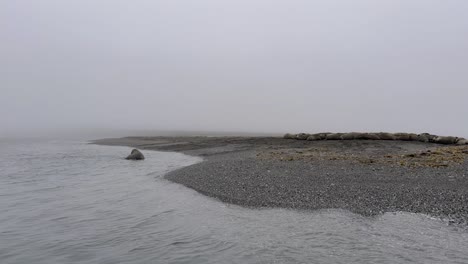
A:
1 139 468 264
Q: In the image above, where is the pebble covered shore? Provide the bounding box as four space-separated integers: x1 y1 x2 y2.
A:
93 135 468 225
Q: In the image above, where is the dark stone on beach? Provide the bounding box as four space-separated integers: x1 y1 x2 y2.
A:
126 149 145 160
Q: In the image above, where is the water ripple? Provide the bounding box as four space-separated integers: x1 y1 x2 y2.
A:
1 140 468 264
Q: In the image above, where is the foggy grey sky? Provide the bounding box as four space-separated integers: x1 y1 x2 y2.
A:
1 0 468 138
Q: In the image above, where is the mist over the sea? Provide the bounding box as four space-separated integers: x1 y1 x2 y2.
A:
2 0 468 138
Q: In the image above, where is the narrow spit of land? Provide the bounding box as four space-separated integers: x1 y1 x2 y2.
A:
93 136 468 224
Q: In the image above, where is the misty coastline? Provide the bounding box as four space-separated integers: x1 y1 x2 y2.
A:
5 0 468 262
93 135 468 225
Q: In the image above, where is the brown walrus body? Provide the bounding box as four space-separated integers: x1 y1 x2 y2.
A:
434 136 458 145
296 133 310 140
283 131 462 145
283 133 296 139
326 133 343 140
377 132 396 140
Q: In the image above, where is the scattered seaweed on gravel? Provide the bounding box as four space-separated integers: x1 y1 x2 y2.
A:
257 145 468 168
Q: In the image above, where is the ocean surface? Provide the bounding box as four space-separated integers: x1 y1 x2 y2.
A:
1 139 468 264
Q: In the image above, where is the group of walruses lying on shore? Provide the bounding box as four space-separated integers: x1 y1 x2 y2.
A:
283 132 468 145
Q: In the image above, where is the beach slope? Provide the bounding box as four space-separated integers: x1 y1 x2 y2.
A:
93 136 468 224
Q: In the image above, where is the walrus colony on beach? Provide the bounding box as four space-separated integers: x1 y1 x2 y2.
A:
284 132 468 145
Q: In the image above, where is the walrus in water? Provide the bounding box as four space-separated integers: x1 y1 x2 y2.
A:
126 149 145 160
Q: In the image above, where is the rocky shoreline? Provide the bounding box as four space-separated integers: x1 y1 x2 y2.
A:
92 135 468 225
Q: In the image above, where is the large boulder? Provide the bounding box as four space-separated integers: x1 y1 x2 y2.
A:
126 149 145 160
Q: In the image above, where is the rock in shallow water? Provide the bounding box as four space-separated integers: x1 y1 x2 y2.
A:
126 149 145 160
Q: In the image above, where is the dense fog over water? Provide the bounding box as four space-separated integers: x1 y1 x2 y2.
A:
2 0 468 138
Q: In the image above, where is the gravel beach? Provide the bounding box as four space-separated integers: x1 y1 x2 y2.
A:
93 136 468 224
